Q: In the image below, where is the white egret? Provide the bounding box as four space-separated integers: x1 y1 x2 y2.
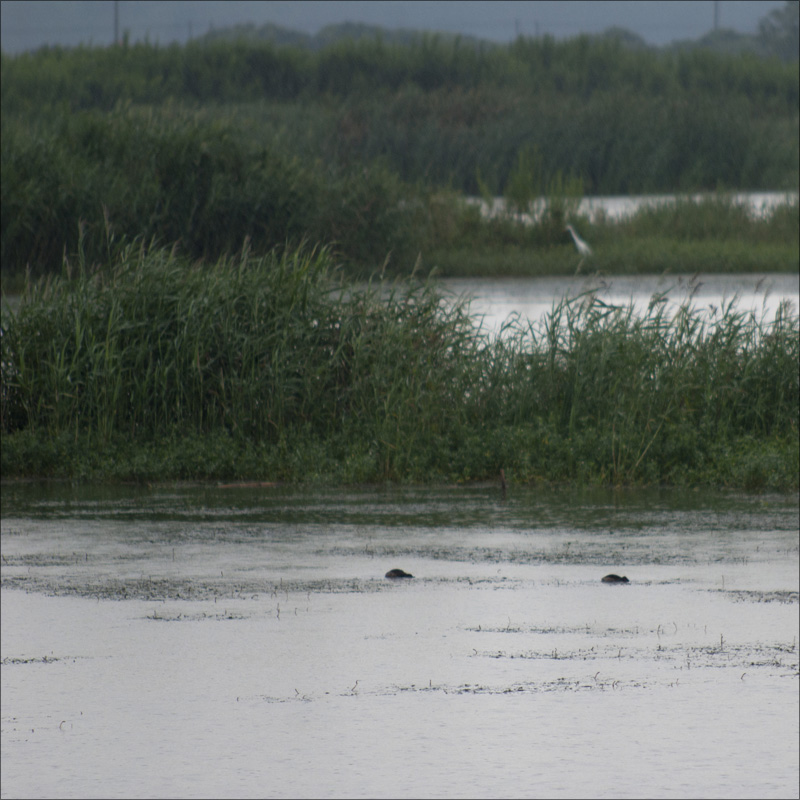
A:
565 224 592 275
565 225 592 257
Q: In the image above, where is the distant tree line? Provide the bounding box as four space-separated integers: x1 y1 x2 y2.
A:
198 2 799 63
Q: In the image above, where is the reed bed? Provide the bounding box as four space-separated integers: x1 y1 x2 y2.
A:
425 192 800 277
2 34 797 282
1 243 797 489
3 34 797 197
2 102 794 283
0 107 424 280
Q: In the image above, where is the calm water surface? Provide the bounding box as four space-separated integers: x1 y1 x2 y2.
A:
442 273 800 336
454 191 799 335
1 484 798 799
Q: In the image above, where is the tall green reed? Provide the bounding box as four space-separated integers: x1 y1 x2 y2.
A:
2 241 797 486
490 290 799 484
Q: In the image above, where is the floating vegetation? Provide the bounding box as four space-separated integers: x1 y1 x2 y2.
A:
145 609 247 622
1 655 74 666
712 589 799 604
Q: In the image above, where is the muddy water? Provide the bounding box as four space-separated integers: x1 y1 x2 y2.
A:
1 484 798 799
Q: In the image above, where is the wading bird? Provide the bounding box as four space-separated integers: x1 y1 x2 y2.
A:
565 224 592 257
565 224 593 275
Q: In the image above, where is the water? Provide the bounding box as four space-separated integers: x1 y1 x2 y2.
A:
453 190 799 335
470 191 799 223
441 273 800 336
1 484 798 799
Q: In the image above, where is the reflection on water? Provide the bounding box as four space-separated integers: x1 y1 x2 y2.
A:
442 272 800 335
1 485 798 798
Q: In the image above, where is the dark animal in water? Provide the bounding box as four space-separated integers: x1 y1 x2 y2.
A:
385 568 413 579
602 574 629 583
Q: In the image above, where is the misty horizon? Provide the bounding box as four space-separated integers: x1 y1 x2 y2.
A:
0 0 788 54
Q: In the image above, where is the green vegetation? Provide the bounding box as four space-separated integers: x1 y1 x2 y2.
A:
2 31 798 281
2 243 797 489
0 105 424 282
2 23 797 488
1 102 797 284
426 192 800 277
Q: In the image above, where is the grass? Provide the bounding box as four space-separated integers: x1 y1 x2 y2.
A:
2 240 797 489
423 193 800 278
425 239 800 278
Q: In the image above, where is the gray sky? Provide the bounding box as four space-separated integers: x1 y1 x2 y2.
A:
0 0 787 53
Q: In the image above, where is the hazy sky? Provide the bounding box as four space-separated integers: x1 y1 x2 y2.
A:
0 0 787 53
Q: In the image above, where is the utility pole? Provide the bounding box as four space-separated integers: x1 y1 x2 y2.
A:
114 0 119 44
713 0 719 31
